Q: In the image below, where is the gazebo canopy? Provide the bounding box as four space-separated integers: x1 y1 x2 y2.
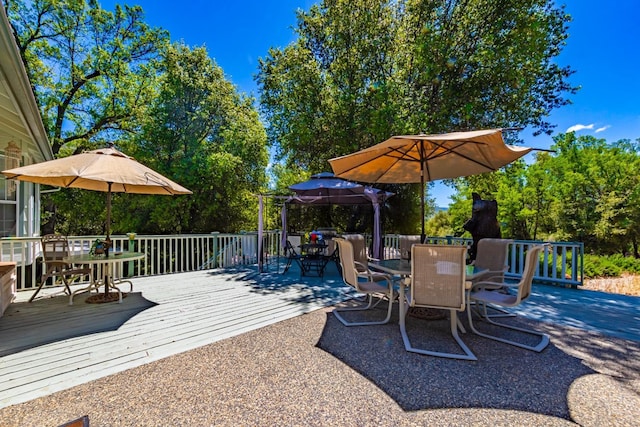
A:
287 172 393 205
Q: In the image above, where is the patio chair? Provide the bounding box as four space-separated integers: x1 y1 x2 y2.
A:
282 240 303 274
469 238 515 318
466 244 550 352
333 238 396 326
400 244 477 360
470 238 513 284
399 235 420 260
323 237 340 270
30 234 92 302
342 234 387 281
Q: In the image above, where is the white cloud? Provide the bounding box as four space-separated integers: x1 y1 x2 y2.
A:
566 123 594 133
595 125 611 133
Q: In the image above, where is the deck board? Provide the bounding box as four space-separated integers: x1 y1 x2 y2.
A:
0 266 352 408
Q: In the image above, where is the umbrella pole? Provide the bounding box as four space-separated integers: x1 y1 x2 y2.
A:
420 165 426 243
106 183 112 244
105 183 112 297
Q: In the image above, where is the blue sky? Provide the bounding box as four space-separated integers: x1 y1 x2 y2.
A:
101 0 640 206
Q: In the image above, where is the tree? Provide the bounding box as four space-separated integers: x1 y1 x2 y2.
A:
121 43 268 234
424 209 455 237
257 0 576 235
6 0 168 155
7 0 169 234
542 134 640 254
396 0 576 134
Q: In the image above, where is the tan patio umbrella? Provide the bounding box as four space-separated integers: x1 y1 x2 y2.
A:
329 129 541 241
2 145 192 245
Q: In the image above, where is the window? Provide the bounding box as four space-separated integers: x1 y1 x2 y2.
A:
0 141 21 237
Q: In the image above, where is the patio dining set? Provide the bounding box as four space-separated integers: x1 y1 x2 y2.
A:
282 230 341 277
320 235 550 361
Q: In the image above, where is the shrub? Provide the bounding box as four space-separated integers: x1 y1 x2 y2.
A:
584 255 629 279
606 254 640 274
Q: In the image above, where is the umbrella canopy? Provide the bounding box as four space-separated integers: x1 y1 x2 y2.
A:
2 147 192 195
329 129 537 241
2 146 192 241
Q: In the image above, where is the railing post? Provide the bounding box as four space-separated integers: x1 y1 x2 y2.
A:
212 233 218 269
126 233 136 277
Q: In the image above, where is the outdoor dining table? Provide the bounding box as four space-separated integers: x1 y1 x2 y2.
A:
299 243 329 277
369 259 486 324
62 252 145 305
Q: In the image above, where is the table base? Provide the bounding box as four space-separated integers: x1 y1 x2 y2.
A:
300 256 328 277
85 291 128 304
408 307 446 320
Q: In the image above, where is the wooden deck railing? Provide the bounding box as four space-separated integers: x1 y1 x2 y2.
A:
1 232 583 292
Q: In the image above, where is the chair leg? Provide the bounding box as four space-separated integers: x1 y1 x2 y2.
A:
113 279 133 292
29 272 71 302
282 256 293 274
333 293 393 326
467 299 550 352
400 308 477 360
28 281 46 302
60 275 73 295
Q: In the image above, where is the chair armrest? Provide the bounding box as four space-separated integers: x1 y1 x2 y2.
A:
471 279 508 292
471 269 508 284
354 261 368 272
44 260 68 267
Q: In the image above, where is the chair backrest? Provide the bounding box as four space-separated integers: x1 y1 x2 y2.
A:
324 238 336 257
343 234 368 266
335 238 361 289
41 234 71 262
285 240 299 257
474 238 513 276
513 244 546 303
399 235 421 260
410 244 467 311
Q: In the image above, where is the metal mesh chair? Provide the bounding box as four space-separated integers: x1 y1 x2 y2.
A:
470 238 515 318
401 244 477 360
467 244 550 352
333 238 396 326
399 235 420 260
471 238 513 284
282 240 302 274
342 234 387 281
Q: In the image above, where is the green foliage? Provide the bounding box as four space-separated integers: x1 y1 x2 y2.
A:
8 0 172 234
123 43 268 234
583 255 623 279
7 0 168 155
601 254 640 275
424 210 455 237
446 133 640 257
258 0 575 235
10 4 268 236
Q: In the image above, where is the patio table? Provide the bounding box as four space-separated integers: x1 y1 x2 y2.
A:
299 243 329 277
62 252 145 305
369 259 485 325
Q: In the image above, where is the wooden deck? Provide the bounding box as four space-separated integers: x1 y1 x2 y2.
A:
0 263 351 408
